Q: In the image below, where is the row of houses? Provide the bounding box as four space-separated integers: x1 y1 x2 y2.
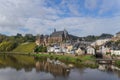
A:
47 43 95 55
97 45 120 56
91 36 120 56
36 29 120 56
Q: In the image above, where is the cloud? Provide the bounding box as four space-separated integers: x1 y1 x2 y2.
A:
23 16 120 36
98 0 120 15
0 0 120 36
85 0 98 10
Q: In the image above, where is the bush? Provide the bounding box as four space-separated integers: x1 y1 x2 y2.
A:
115 60 120 68
34 45 47 52
106 52 111 55
0 41 18 51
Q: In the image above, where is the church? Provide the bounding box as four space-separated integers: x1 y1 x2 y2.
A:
35 29 70 46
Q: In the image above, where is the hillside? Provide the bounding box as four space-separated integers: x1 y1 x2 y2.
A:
13 42 36 53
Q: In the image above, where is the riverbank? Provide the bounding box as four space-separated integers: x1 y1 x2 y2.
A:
115 60 120 68
1 52 120 68
32 53 98 68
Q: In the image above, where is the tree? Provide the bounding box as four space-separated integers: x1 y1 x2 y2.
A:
0 41 18 51
34 45 47 52
24 34 35 42
15 33 22 38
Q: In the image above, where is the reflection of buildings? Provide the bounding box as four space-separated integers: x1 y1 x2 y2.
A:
98 64 120 78
35 61 70 77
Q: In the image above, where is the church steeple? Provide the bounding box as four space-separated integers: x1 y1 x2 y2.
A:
64 28 68 39
54 28 56 32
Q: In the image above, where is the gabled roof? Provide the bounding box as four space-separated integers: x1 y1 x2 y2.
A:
50 31 64 37
116 32 120 34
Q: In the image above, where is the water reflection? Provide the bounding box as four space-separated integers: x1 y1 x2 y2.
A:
0 55 35 71
98 64 120 78
0 55 70 77
0 55 120 80
35 61 70 77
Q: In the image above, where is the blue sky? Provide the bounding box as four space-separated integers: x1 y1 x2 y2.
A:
0 0 120 36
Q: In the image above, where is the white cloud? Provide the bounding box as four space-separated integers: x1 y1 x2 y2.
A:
85 0 98 10
99 0 120 15
23 16 120 36
0 0 120 37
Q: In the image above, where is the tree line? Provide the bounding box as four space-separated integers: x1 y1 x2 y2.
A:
0 33 35 52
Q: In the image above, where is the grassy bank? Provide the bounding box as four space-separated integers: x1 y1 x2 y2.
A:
32 53 98 68
0 55 35 69
12 42 36 53
115 60 120 68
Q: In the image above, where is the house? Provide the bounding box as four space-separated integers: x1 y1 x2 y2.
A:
66 45 73 53
47 46 54 53
35 35 49 46
87 46 95 55
47 45 62 53
91 38 111 46
75 47 85 55
54 46 62 53
98 45 111 54
111 50 120 55
116 32 120 38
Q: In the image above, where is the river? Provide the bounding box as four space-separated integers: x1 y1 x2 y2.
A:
0 55 120 80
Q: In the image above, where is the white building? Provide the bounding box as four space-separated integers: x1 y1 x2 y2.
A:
47 46 54 52
91 38 111 46
111 50 120 55
54 46 62 53
75 48 85 55
116 32 120 38
99 46 111 54
87 46 95 55
47 45 62 53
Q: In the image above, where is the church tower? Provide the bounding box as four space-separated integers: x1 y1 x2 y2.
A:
54 28 56 32
64 29 68 39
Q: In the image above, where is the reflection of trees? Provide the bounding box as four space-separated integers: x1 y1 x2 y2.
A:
98 64 120 78
0 55 35 72
98 64 114 72
35 61 70 77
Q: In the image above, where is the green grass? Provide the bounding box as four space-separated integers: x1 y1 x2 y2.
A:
32 54 98 68
12 42 36 53
115 60 120 68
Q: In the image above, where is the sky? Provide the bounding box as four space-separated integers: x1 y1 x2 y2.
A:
0 0 120 37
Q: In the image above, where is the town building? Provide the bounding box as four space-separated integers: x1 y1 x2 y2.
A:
86 46 95 55
35 35 49 46
116 32 120 38
111 50 120 55
91 38 111 46
75 47 86 55
48 29 69 43
99 45 111 54
35 29 76 46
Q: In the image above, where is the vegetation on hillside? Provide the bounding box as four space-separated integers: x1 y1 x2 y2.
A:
84 33 113 42
34 45 47 53
0 33 36 52
13 42 36 53
0 41 18 52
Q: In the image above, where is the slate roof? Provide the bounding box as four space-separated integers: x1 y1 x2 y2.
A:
116 32 120 34
50 31 64 37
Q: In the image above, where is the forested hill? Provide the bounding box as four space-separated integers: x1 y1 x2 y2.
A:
0 33 35 52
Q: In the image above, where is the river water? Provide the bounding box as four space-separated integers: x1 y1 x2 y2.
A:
0 55 120 80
